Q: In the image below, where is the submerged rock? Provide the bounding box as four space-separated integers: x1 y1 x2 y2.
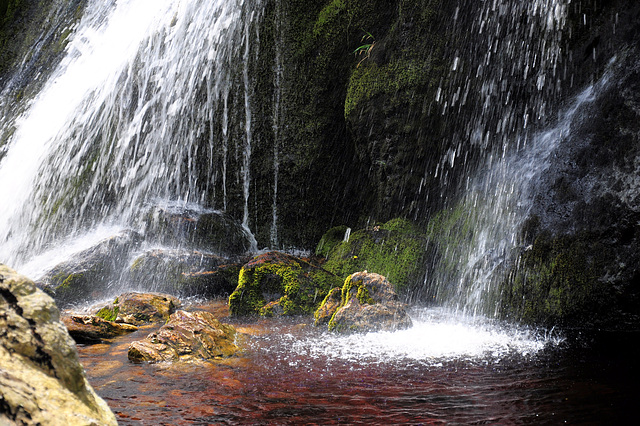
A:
228 251 343 317
127 249 247 297
36 230 142 307
94 292 181 326
128 310 239 363
62 314 138 344
324 271 412 333
0 265 117 425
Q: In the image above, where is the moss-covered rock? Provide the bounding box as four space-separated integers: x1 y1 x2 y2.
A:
313 286 342 326
36 230 142 307
228 251 342 317
322 218 428 295
325 271 412 333
315 225 349 257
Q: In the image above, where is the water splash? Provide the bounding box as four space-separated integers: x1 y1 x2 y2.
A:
264 308 563 367
0 0 262 269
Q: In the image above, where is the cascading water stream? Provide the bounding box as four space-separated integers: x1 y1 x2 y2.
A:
0 0 262 273
426 0 578 317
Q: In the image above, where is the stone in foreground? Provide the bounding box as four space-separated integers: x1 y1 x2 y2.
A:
325 271 412 333
128 310 240 363
0 265 117 425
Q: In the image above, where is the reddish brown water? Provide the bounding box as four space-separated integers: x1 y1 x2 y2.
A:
77 301 639 425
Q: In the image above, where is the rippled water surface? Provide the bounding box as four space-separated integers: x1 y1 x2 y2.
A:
77 301 639 424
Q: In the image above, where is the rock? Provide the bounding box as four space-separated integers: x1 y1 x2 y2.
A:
326 271 412 333
62 314 138 344
315 225 349 258
94 292 181 326
0 265 117 425
36 230 142 307
127 310 239 363
144 206 255 255
322 218 429 295
313 287 342 326
228 251 343 317
127 249 247 297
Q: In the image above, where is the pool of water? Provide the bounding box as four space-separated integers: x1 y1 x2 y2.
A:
76 301 640 424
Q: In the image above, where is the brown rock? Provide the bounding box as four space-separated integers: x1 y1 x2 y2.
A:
327 271 412 333
62 314 138 343
95 292 181 326
128 310 240 363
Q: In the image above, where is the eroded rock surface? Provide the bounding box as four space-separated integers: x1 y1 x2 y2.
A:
128 310 239 363
62 314 138 344
324 271 412 333
0 265 117 425
95 291 181 326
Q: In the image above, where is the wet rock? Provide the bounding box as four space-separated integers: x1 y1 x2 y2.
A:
95 292 181 326
313 287 342 326
322 218 429 296
228 251 343 317
128 310 239 363
144 206 255 255
36 230 142 307
62 314 138 344
128 249 247 297
0 265 117 425
326 271 412 333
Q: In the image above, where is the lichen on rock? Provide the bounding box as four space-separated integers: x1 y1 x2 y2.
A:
322 271 412 333
228 251 342 317
0 265 117 425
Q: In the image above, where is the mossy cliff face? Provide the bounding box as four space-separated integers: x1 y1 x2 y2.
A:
321 218 428 296
228 251 343 316
500 47 640 330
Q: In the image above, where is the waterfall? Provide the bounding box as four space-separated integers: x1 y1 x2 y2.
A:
0 0 263 272
426 0 572 315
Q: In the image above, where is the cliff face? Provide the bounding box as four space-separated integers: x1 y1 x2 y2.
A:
2 0 640 328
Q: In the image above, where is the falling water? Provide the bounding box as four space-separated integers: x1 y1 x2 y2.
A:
427 0 572 315
0 0 263 271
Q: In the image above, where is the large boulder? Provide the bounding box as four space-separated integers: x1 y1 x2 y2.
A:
127 249 247 297
144 206 256 255
321 218 429 295
0 265 117 425
323 271 412 333
36 230 142 307
93 292 181 326
228 251 343 317
127 310 240 363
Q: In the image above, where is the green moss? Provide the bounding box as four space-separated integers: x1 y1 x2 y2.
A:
345 60 428 118
315 225 349 257
323 218 427 294
228 252 342 317
313 0 346 38
500 233 613 327
95 306 119 322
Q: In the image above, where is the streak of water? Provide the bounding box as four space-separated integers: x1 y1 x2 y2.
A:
0 0 262 270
